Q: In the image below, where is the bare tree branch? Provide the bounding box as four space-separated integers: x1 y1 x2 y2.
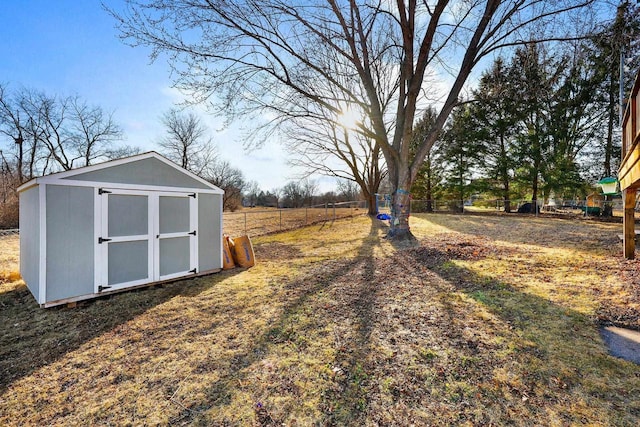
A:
108 0 603 236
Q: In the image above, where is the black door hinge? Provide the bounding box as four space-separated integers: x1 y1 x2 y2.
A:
98 237 112 244
98 285 112 292
98 188 112 195
188 230 197 236
189 268 197 274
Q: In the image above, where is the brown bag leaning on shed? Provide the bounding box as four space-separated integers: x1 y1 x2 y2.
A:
222 235 236 270
231 235 255 268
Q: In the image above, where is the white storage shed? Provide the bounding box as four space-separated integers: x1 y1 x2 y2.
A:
17 152 224 307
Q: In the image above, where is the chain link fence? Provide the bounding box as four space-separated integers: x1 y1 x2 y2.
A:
0 202 368 240
1 197 622 239
410 199 465 213
410 198 625 218
223 200 368 237
483 198 623 217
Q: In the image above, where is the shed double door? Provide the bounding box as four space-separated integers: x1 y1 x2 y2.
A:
96 189 198 292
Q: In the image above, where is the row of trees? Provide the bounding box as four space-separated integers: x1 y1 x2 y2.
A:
244 178 361 209
0 93 249 227
0 85 129 182
0 85 133 227
0 86 367 228
156 109 247 211
157 109 367 212
411 4 640 212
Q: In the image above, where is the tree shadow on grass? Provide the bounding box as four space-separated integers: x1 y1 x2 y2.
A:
173 221 637 425
185 223 639 425
6 216 635 425
317 219 381 424
168 218 385 425
0 268 244 395
164 215 625 425
400 243 640 425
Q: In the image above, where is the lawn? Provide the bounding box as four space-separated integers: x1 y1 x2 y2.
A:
1 213 639 425
0 234 19 281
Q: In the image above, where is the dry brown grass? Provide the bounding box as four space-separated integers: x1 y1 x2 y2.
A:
1 213 640 425
0 209 362 277
0 235 20 283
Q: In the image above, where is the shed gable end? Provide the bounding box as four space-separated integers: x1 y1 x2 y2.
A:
63 157 212 189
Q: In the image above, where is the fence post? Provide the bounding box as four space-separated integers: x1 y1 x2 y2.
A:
244 212 247 234
280 210 283 229
325 203 328 221
333 203 336 220
305 207 308 225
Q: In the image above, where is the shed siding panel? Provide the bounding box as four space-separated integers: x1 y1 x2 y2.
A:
46 185 95 301
198 194 222 271
160 237 190 276
19 186 40 301
65 157 210 189
108 241 149 285
159 196 190 233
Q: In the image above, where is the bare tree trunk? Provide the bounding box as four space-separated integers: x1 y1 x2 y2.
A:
532 174 539 211
15 135 24 184
499 132 511 213
389 187 412 238
388 162 413 238
366 192 377 216
28 137 38 180
604 71 616 177
503 183 511 213
426 169 433 213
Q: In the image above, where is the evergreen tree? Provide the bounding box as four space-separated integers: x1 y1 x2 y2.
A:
585 2 640 179
543 45 600 199
440 106 484 211
508 44 556 206
410 107 445 212
468 58 519 211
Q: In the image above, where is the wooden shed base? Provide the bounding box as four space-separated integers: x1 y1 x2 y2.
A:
41 268 222 308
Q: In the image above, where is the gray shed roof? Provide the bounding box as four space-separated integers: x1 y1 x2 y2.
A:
17 151 224 194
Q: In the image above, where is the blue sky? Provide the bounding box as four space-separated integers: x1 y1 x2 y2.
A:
0 0 300 192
